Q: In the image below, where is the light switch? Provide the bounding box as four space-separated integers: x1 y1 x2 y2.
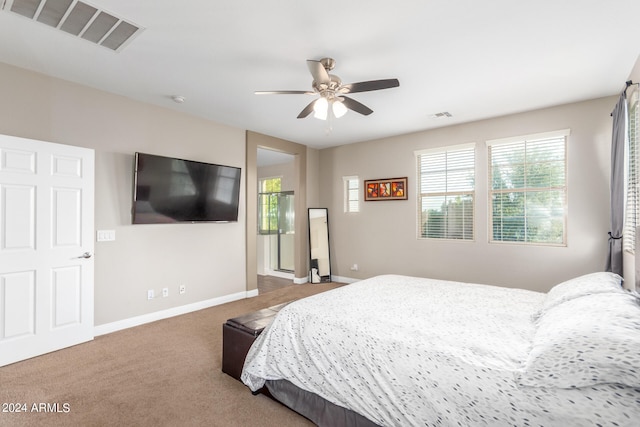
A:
97 229 116 242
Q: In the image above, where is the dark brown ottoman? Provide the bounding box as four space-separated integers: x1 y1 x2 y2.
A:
222 301 291 381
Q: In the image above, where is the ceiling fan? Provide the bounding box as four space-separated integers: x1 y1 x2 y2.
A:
255 58 400 120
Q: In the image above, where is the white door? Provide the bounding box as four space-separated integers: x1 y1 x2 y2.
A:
0 134 94 367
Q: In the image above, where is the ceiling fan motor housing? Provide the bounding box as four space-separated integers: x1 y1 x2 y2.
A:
313 75 342 99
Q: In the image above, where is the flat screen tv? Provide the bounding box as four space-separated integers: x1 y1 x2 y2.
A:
132 152 241 224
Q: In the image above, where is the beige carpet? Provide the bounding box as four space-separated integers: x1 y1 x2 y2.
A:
0 283 344 427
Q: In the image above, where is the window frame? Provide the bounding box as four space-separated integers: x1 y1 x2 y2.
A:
415 142 476 241
343 176 360 213
257 176 282 235
486 129 570 246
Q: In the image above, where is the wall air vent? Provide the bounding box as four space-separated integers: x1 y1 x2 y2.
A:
2 0 143 52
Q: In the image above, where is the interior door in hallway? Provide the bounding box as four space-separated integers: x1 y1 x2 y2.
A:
0 134 95 367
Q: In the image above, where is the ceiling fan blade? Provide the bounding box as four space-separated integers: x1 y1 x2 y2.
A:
307 60 330 85
341 96 373 116
255 90 315 95
339 78 400 94
297 99 318 119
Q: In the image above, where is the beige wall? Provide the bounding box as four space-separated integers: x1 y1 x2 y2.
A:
258 158 295 191
0 62 246 326
320 96 616 292
306 147 321 208
0 58 626 326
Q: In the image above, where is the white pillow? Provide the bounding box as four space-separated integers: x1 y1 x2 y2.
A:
534 272 623 320
517 292 640 389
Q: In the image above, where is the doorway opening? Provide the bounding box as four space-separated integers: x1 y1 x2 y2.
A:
256 148 296 290
259 188 295 273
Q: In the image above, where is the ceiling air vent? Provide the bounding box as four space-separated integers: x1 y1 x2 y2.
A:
2 0 143 51
430 111 453 119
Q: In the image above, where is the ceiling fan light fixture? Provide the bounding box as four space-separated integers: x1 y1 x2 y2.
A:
255 58 399 121
332 99 348 118
313 97 328 120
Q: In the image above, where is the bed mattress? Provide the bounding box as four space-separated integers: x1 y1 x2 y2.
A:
242 274 640 426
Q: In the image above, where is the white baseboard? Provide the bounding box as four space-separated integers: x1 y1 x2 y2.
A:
264 269 294 280
94 277 351 337
332 275 359 284
94 290 258 337
262 270 307 285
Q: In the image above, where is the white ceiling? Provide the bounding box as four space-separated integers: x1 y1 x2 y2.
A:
0 0 638 149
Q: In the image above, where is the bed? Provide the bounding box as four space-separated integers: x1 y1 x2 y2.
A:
241 273 640 426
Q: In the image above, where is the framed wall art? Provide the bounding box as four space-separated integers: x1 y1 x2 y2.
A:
364 177 407 201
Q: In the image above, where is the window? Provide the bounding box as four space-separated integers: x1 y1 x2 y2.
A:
258 177 281 234
416 143 475 240
624 91 639 253
487 129 569 245
343 176 359 213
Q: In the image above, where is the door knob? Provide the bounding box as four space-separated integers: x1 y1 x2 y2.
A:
77 252 93 259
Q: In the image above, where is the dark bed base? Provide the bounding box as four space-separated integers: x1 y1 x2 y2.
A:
264 380 381 427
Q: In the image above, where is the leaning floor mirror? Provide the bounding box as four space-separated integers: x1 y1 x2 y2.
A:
308 208 331 283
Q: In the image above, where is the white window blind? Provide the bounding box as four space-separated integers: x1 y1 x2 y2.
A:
416 143 475 240
343 176 360 213
487 129 569 245
624 92 639 253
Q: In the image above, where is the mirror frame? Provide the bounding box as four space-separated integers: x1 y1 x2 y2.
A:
308 208 331 283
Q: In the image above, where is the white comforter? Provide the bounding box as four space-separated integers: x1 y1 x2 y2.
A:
241 275 640 426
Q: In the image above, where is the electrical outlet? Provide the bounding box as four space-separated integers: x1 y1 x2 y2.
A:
162 287 169 297
179 285 186 295
147 290 154 300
